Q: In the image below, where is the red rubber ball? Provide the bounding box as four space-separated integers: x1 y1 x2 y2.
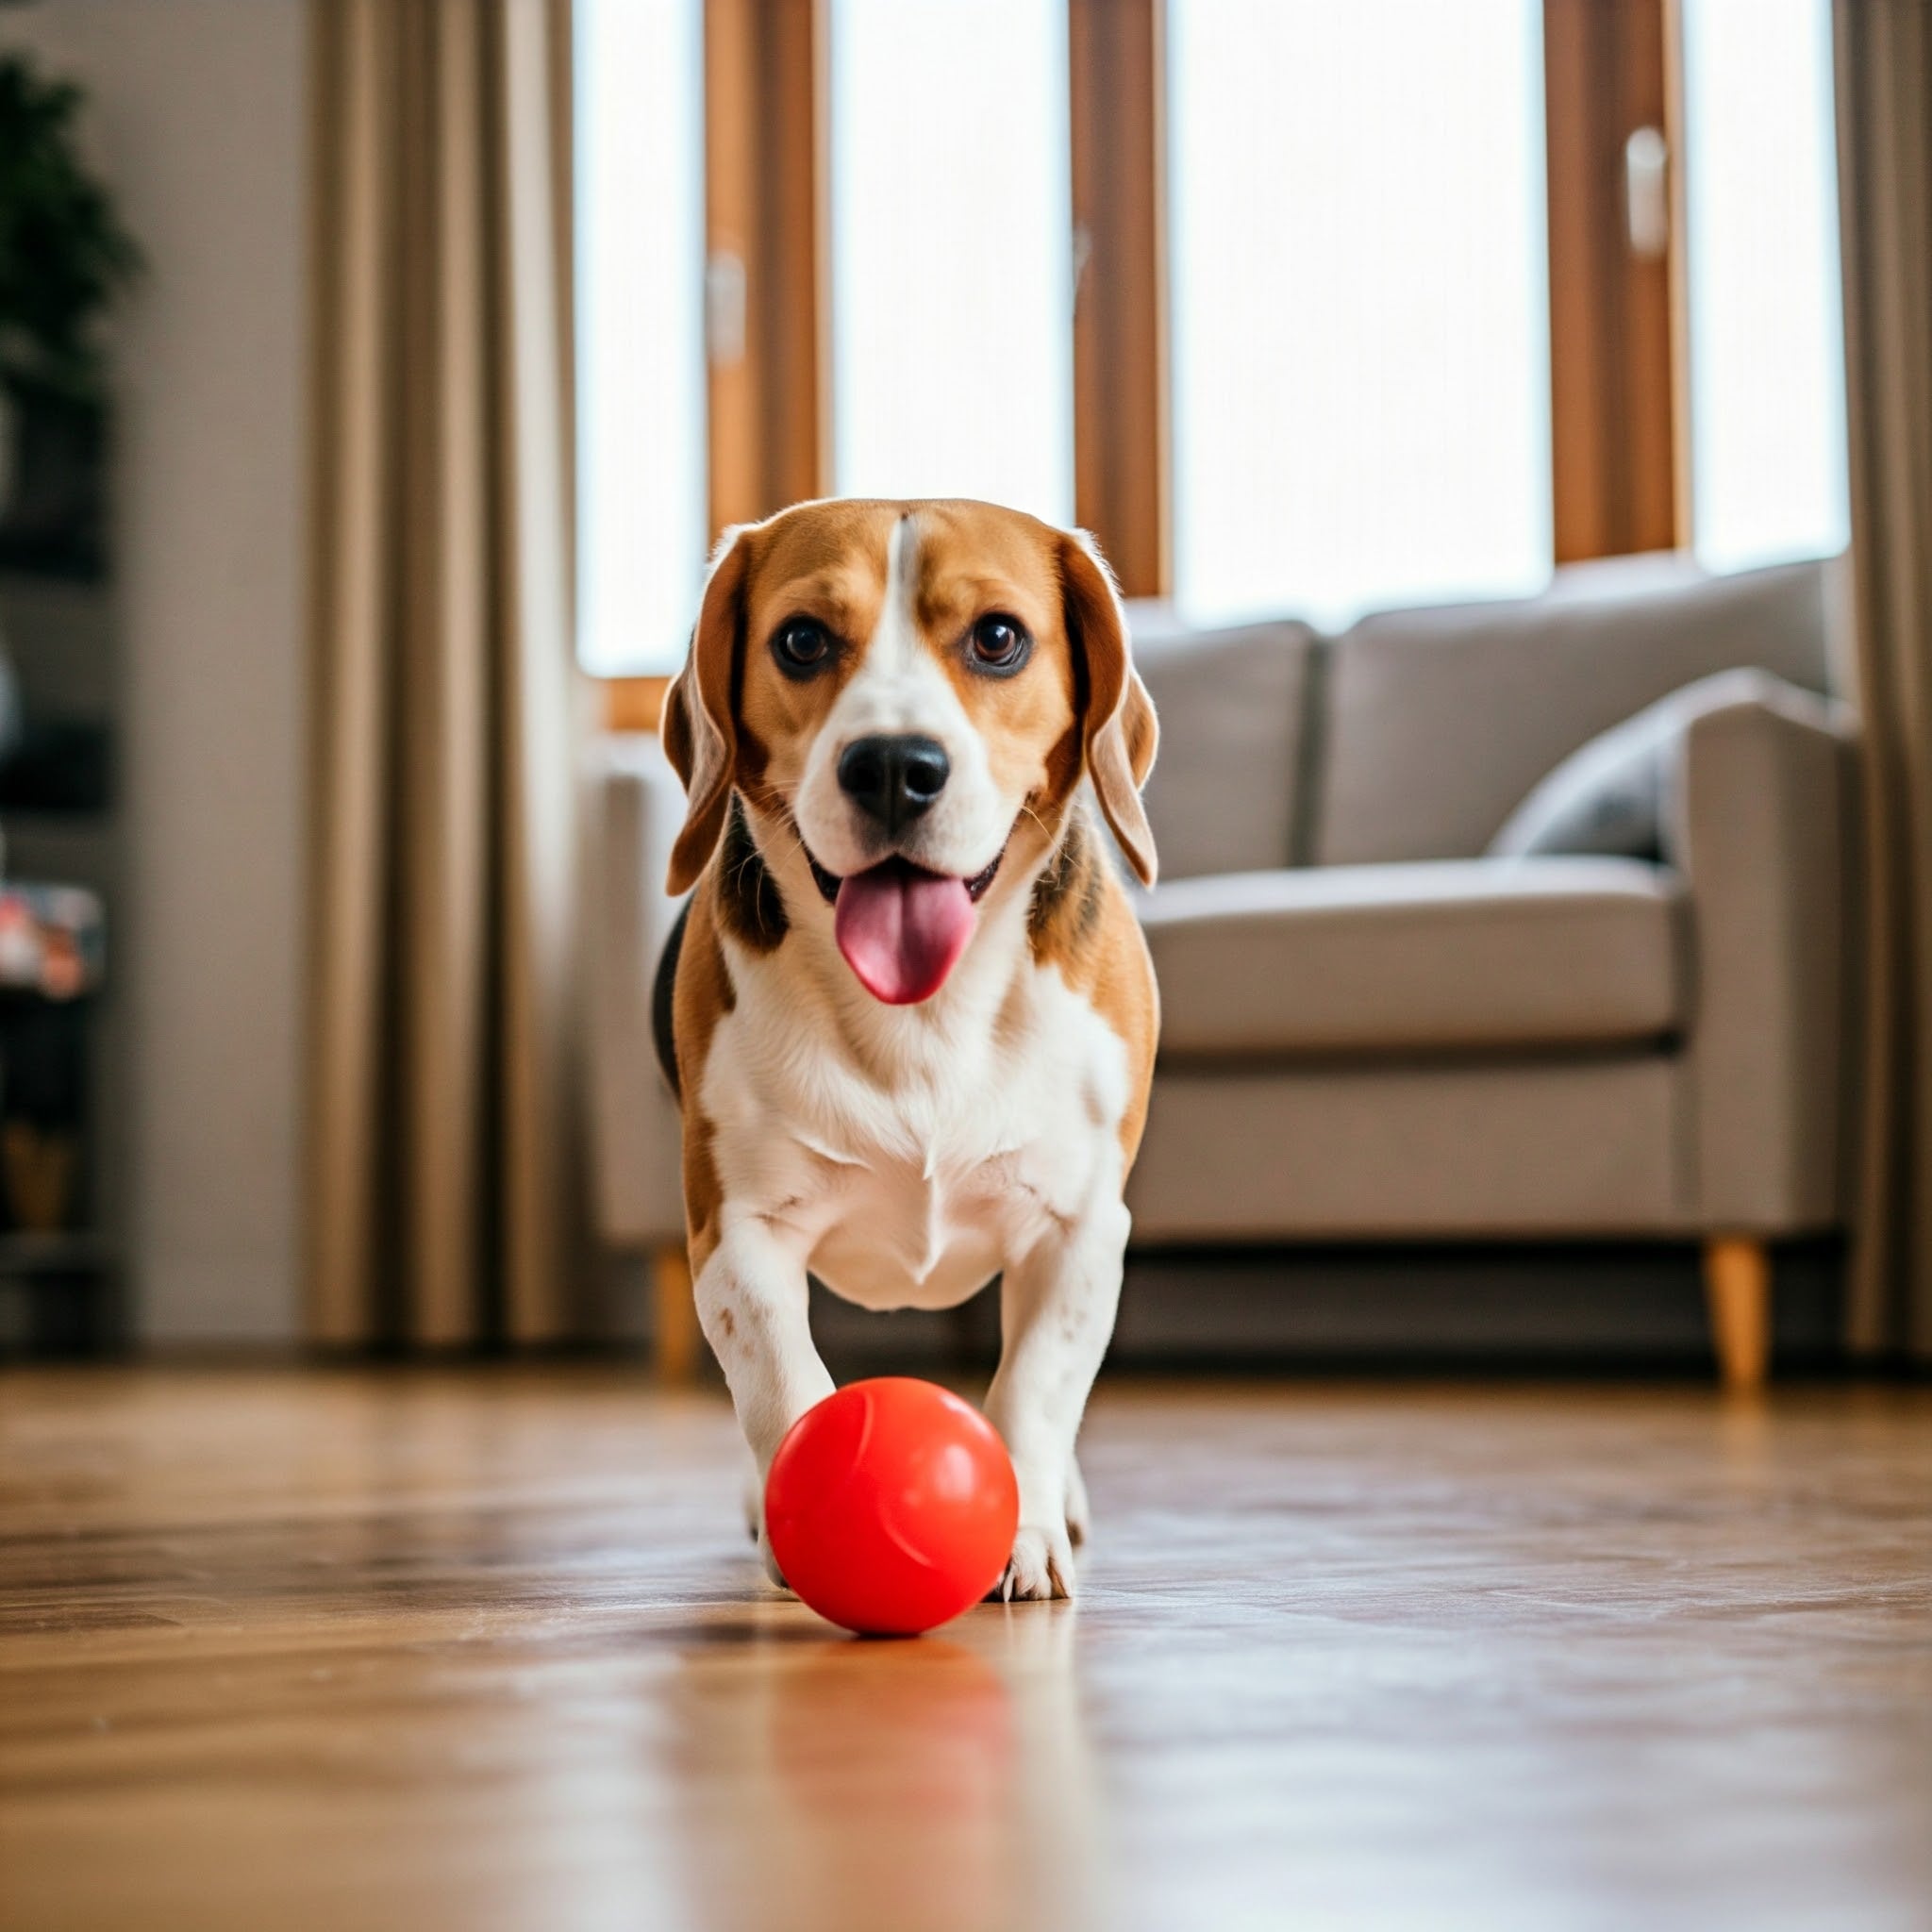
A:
764 1378 1020 1636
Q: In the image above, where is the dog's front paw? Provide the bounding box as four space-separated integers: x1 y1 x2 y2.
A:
998 1524 1075 1602
1065 1460 1091 1548
743 1473 792 1589
756 1523 790 1591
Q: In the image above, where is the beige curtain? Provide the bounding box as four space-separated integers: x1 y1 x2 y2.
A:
1835 0 1932 1360
305 0 586 1348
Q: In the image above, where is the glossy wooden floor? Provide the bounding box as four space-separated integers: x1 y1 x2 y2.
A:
3 1369 1928 1932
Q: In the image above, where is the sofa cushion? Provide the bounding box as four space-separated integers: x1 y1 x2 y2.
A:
1316 555 1833 865
1126 613 1321 880
1141 858 1685 1058
1487 667 1806 861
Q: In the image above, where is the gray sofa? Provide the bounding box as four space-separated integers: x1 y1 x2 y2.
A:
589 552 1857 1386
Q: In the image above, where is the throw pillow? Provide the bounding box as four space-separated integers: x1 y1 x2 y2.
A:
1487 667 1786 860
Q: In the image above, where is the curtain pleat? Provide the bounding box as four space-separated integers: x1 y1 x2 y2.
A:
306 0 584 1349
1834 0 1932 1359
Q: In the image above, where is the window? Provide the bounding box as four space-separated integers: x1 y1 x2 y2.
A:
575 1 1854 694
1680 0 1848 573
1167 0 1551 629
828 0 1074 520
574 0 707 677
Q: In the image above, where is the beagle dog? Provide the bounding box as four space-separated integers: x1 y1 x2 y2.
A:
655 498 1158 1601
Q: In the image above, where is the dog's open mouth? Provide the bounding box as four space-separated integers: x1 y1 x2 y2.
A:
807 846 1006 1006
805 847 1003 907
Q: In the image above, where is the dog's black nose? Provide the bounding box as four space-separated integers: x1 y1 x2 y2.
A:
838 734 950 833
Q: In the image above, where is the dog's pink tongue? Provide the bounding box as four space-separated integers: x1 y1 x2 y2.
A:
834 864 975 1005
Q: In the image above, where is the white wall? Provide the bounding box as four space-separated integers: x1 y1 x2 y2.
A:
4 2 308 1342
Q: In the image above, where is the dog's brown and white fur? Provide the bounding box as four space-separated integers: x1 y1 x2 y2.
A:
656 498 1158 1601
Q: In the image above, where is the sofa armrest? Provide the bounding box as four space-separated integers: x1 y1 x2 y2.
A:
1665 682 1858 1231
585 734 689 1246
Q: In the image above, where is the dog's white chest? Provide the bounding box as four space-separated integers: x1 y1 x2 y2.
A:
702 951 1129 1314
807 1154 1008 1311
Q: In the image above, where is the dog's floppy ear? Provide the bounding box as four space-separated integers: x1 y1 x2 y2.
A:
1060 529 1158 887
662 526 753 895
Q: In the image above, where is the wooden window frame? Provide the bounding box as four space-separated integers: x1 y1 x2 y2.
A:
1069 0 1169 600
604 0 824 734
602 0 1686 730
1543 0 1681 565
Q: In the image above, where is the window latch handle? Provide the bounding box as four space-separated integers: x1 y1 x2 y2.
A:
706 251 747 368
1624 125 1670 260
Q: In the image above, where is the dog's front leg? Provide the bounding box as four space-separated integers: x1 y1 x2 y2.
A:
982 1198 1129 1601
693 1216 833 1580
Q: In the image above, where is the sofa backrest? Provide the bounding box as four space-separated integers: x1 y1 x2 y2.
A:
1125 608 1322 880
1313 555 1834 865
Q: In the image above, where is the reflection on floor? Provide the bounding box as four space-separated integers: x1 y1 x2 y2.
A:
2 1367 1927 1932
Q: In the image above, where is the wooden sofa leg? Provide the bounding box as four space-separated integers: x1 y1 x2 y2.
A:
1702 1236 1771 1391
653 1243 700 1385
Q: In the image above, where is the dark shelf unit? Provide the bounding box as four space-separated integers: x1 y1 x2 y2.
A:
0 570 123 1357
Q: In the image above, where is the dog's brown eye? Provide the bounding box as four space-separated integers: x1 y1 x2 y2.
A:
969 613 1030 675
773 618 833 677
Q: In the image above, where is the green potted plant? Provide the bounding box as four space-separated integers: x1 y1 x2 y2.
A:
0 52 141 579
